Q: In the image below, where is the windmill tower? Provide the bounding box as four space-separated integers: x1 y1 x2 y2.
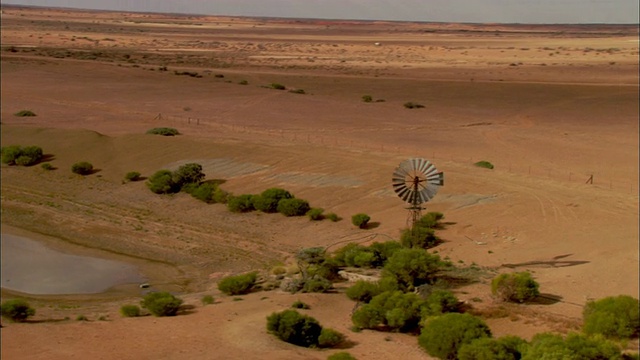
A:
392 158 444 229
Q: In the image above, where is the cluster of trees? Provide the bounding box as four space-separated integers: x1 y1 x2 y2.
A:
1 145 43 166
266 309 345 348
119 291 184 317
400 212 443 249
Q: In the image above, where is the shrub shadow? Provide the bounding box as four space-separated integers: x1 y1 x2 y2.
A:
364 222 381 230
177 304 197 316
24 318 69 324
41 154 56 162
203 178 227 186
334 339 358 350
529 293 563 305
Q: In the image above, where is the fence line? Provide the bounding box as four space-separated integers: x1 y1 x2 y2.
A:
151 113 638 196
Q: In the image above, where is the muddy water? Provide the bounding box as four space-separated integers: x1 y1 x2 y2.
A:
1 234 145 295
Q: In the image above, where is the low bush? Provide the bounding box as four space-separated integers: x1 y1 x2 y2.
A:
352 290 425 332
1 299 36 322
266 309 322 347
270 83 286 90
457 336 527 360
213 187 230 204
400 226 440 249
301 276 333 293
351 213 371 229
325 213 340 222
140 292 183 317
239 80 249 85
120 304 141 317
583 295 639 339
253 188 293 213
333 241 402 269
227 194 256 213
190 182 218 203
291 300 310 309
382 248 450 291
327 352 357 360
346 280 384 303
124 171 141 182
146 127 180 136
474 160 494 169
41 163 54 171
404 102 425 109
362 95 373 103
491 272 540 303
1 145 43 166
307 208 324 221
277 198 310 217
419 313 492 359
71 161 94 175
201 295 215 306
218 272 258 295
421 290 461 317
14 110 37 117
318 328 345 348
147 170 178 194
522 332 623 360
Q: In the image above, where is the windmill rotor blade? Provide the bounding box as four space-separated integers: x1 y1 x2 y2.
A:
401 189 415 202
393 158 443 205
418 159 431 174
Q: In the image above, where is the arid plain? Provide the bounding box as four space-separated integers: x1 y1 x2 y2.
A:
1 5 638 359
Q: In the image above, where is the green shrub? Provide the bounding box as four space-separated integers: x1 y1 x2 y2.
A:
362 95 373 102
458 336 527 360
217 272 258 295
190 182 218 203
414 212 444 229
239 80 249 85
201 295 215 306
270 83 286 90
328 352 357 360
266 309 322 347
147 169 179 194
253 188 293 213
41 163 54 171
351 213 371 229
140 292 183 317
1 145 43 166
491 272 540 303
333 241 401 269
583 295 639 339
172 163 205 187
146 127 180 136
422 290 461 317
522 332 623 360
14 110 37 117
318 328 345 348
76 314 88 321
474 161 494 169
400 226 440 249
227 194 256 212
346 281 383 303
419 313 492 359
120 304 141 317
124 171 141 182
213 187 230 204
308 208 324 220
302 276 333 293
325 213 340 222
404 102 425 109
277 198 310 217
291 300 310 309
71 161 94 175
382 248 449 291
1 299 36 322
352 290 426 332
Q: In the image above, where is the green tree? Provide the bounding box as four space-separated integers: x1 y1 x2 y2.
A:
419 313 492 360
227 194 256 212
253 188 293 213
217 272 258 295
583 295 639 339
382 248 449 291
351 213 371 229
147 169 178 194
318 328 345 348
458 336 527 360
172 163 205 187
266 309 322 347
1 299 36 322
400 226 440 249
190 182 218 203
421 290 461 317
120 305 141 317
277 198 310 216
522 332 623 360
140 292 183 317
491 272 540 303
71 161 94 175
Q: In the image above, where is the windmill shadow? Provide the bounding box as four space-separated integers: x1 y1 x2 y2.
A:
500 254 589 269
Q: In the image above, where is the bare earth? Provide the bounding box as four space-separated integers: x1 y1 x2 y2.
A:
1 5 638 359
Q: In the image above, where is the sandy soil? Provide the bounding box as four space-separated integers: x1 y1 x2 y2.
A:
1 5 638 359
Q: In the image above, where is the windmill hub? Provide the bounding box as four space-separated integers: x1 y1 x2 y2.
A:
392 158 444 228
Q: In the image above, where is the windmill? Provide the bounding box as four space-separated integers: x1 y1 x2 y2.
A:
392 158 444 228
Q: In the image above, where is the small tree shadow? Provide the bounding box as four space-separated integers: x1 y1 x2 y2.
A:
24 318 69 324
203 178 226 186
529 293 563 305
41 154 56 162
177 304 197 316
364 222 381 230
334 339 358 350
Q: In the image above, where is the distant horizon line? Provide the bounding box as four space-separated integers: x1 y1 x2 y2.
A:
2 3 638 26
